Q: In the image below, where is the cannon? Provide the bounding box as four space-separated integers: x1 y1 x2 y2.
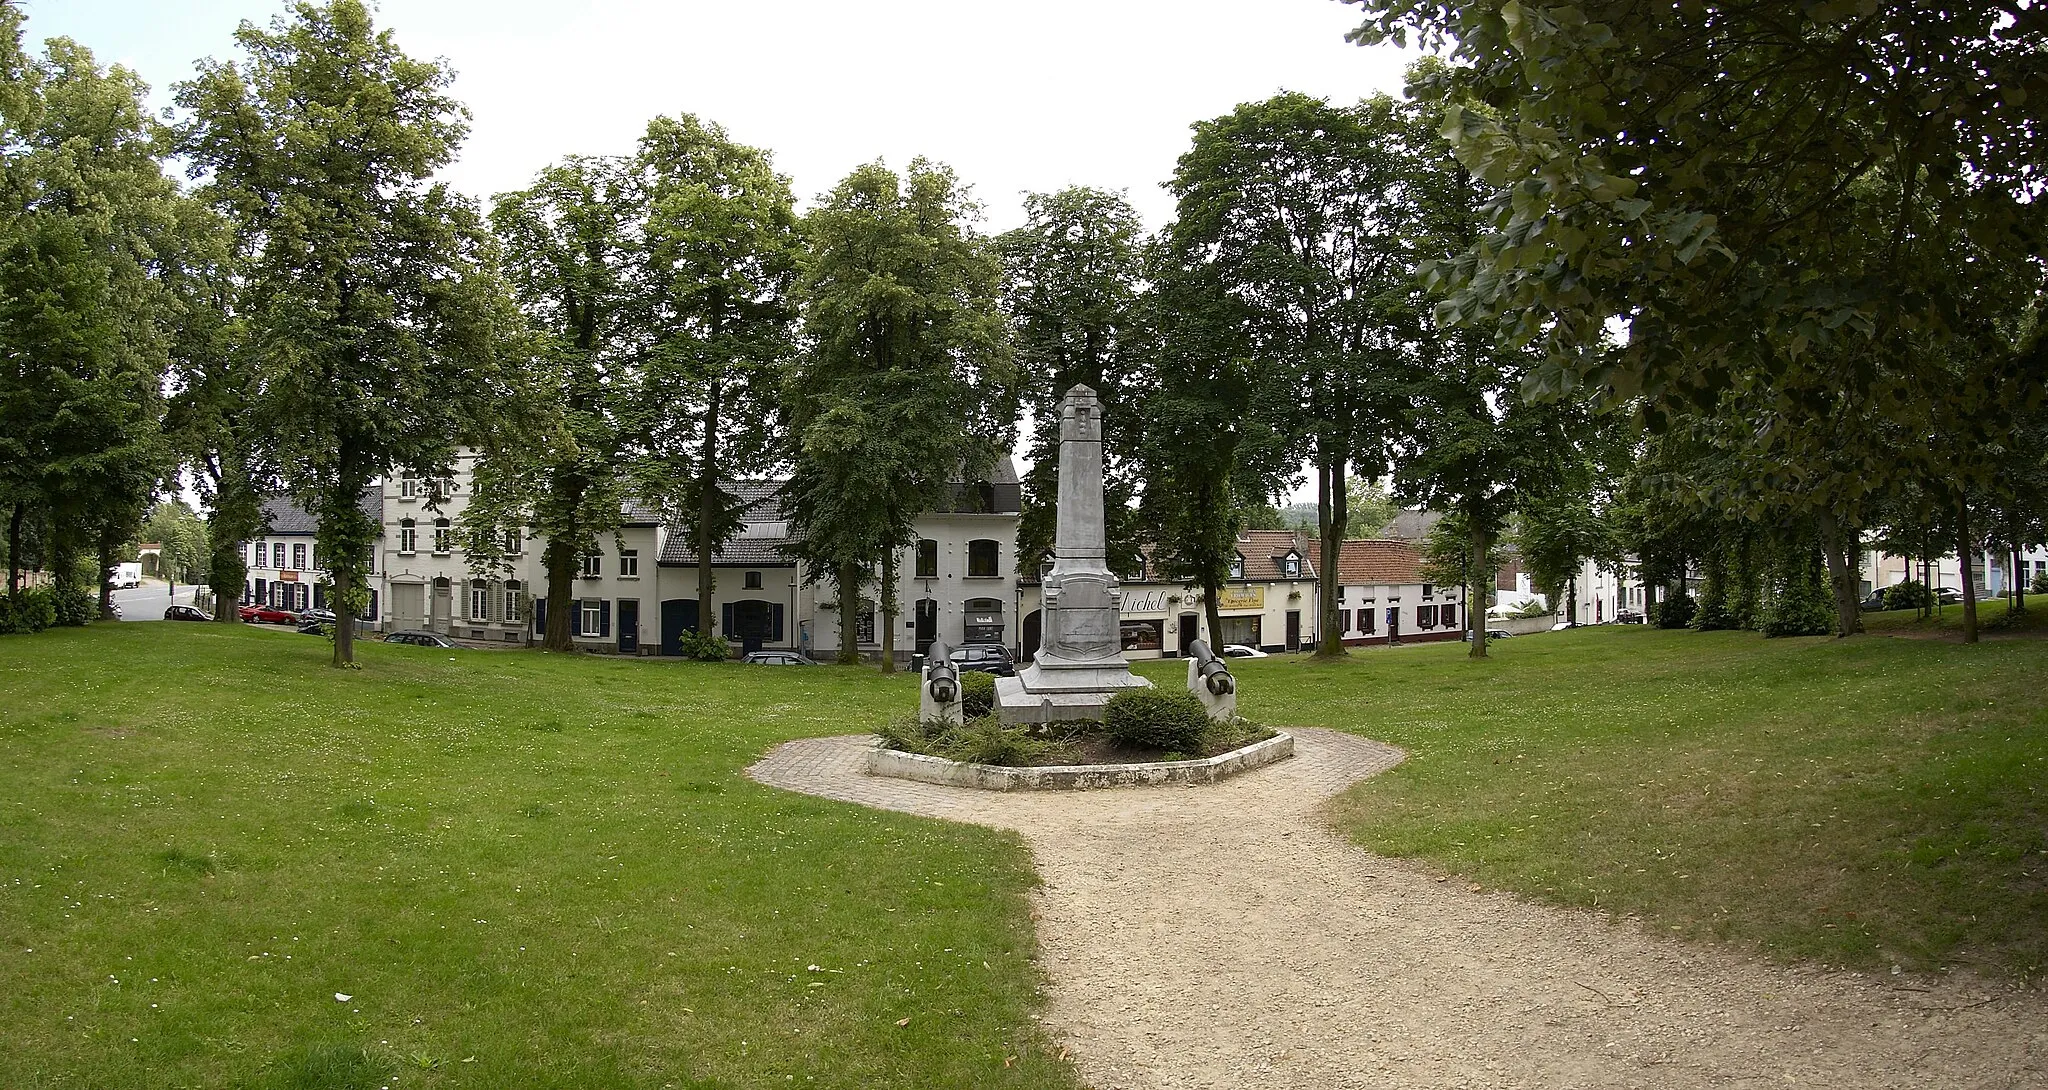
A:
920 642 964 724
1185 639 1238 722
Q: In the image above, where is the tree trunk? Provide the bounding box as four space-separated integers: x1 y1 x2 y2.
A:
1468 517 1489 658
1813 510 1862 638
7 500 23 597
1957 502 1978 644
879 549 898 674
2015 545 2027 614
695 379 721 634
96 529 118 620
208 527 244 622
1203 573 1225 657
836 560 862 665
1314 451 1347 659
1920 550 1933 621
1566 577 1578 626
544 538 576 652
1643 563 1658 625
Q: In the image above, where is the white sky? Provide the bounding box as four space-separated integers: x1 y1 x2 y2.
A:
28 0 1415 233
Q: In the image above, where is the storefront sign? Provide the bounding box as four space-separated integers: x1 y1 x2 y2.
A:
1215 586 1264 611
1120 589 1172 616
279 570 299 582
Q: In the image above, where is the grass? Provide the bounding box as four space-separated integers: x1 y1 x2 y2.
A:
0 623 1078 1090
1863 594 2048 636
1166 622 2047 983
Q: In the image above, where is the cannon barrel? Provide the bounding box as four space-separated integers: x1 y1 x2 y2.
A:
924 642 960 700
1187 639 1235 695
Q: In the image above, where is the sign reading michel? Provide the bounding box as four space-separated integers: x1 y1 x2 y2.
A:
996 385 1151 724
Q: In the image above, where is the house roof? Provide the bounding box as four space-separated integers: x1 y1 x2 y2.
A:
1338 539 1425 587
659 481 795 567
1235 529 1315 582
259 488 383 537
1381 509 1441 542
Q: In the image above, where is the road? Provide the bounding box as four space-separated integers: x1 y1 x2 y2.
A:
111 578 199 621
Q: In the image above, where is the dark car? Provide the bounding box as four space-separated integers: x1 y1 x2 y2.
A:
1858 591 1889 611
1462 628 1514 641
948 643 1015 677
238 603 298 625
1613 609 1646 625
383 629 455 648
742 651 818 666
164 604 209 621
299 607 337 625
1936 587 1964 605
296 620 332 636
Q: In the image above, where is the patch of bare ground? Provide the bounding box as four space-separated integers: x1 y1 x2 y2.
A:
750 729 2048 1089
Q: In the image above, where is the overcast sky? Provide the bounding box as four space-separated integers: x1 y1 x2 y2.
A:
26 0 1416 233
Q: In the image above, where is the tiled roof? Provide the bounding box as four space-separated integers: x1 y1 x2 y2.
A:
1235 529 1315 582
1338 539 1424 586
659 481 795 566
260 487 382 536
1381 509 1441 542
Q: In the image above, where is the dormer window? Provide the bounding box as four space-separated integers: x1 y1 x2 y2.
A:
1281 551 1301 579
1126 556 1146 582
1229 553 1245 580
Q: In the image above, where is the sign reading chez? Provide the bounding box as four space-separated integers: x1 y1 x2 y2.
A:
1215 586 1265 611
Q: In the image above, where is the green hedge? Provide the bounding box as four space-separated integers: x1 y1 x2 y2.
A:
1882 579 1931 612
1102 687 1208 753
0 588 58 635
959 670 996 719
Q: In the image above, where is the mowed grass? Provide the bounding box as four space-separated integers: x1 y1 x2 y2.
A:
0 624 1078 1090
1172 622 2048 983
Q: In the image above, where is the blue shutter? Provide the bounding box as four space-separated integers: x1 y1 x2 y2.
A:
721 602 733 636
534 597 546 635
599 600 611 638
772 603 784 642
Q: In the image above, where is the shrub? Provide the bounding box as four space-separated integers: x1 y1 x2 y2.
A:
937 718 1058 767
1882 579 1932 612
2030 570 2047 595
959 670 996 719
1102 687 1208 752
0 588 57 635
675 629 731 662
53 585 95 627
1199 716 1275 756
1655 593 1696 629
1763 541 1834 637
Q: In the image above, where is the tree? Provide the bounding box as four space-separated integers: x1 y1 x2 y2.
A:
1164 92 1418 660
177 0 508 666
0 31 180 619
631 114 802 639
785 159 1015 667
999 186 1148 578
462 154 635 652
142 501 210 588
1344 476 1400 538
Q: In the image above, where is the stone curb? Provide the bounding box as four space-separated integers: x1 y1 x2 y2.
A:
865 731 1295 791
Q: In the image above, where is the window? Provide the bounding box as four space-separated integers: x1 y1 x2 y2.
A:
307 546 317 571
974 481 996 512
1417 605 1438 628
1421 583 1433 597
744 570 763 590
1358 608 1375 634
503 581 523 624
580 552 601 578
855 608 876 644
470 581 489 620
619 550 639 578
251 542 264 567
1282 552 1301 578
915 539 938 579
292 544 306 570
967 539 999 578
1442 604 1457 630
1229 553 1245 580
398 520 417 554
1338 608 1351 633
964 597 1004 643
272 543 286 569
580 599 603 636
503 529 521 555
399 476 417 500
433 519 451 555
1126 556 1146 582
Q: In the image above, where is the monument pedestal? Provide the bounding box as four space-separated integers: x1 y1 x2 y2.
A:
995 667 1151 725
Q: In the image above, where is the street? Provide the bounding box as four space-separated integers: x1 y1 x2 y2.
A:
111 579 199 621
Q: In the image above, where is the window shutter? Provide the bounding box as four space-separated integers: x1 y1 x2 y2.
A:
534 597 546 635
721 602 733 636
599 600 611 638
772 603 784 642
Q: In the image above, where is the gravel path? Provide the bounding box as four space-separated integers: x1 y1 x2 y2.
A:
749 729 2048 1089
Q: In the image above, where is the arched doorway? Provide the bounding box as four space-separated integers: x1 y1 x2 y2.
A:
914 598 938 657
1178 612 1200 657
1021 609 1042 662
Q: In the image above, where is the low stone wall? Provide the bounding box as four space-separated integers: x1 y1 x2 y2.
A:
866 731 1294 791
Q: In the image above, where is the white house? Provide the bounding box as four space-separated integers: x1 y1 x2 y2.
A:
1332 538 1465 646
245 491 383 624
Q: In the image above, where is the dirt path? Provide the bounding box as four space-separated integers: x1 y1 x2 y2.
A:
749 729 2047 1089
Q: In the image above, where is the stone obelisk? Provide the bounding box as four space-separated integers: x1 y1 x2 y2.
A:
996 385 1150 724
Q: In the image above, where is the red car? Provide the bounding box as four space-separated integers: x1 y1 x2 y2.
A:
238 603 299 625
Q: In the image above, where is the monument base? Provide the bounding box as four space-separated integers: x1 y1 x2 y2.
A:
995 671 1153 725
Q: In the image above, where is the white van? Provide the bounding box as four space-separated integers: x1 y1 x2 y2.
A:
110 562 143 589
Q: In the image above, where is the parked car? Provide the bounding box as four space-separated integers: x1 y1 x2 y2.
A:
238 604 298 625
1222 644 1268 658
1613 609 1646 624
383 629 455 648
742 650 818 666
948 643 1016 676
163 604 209 622
296 619 332 636
1858 591 1889 611
299 607 337 625
1462 628 1514 641
1550 620 1578 631
1936 588 1964 605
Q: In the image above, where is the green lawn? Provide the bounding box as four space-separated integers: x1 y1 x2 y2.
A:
1197 623 2048 983
0 624 1076 1090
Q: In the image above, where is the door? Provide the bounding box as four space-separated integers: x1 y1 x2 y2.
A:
431 579 451 632
913 598 938 657
1178 612 1199 657
1285 610 1301 652
659 599 698 656
392 583 424 629
1022 609 1043 662
728 599 778 654
617 599 639 654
